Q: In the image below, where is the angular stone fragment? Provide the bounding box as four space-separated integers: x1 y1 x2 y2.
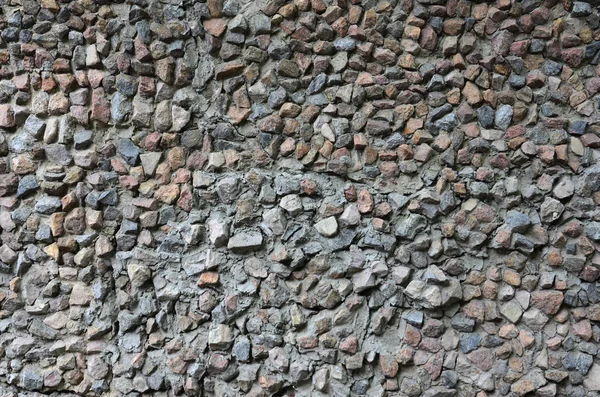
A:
117 139 141 166
227 230 263 252
209 324 233 350
315 216 338 237
396 214 427 239
128 264 152 287
530 291 563 315
585 364 600 391
208 218 230 247
215 61 245 80
500 301 523 324
279 194 303 216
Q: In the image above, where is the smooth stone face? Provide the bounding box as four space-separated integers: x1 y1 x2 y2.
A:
227 230 263 252
314 216 338 237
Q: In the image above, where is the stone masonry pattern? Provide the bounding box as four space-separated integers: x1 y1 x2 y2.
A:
2 0 600 396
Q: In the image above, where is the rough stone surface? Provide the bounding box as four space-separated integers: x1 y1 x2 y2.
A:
0 0 600 396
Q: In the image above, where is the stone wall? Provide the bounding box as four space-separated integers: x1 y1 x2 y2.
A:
1 0 600 395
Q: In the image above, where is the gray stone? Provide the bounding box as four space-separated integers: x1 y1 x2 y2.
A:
111 92 132 123
584 364 600 391
339 204 360 226
140 152 161 176
17 175 39 198
306 73 328 95
117 138 141 166
74 129 93 149
540 197 564 223
553 177 574 199
334 37 356 51
208 218 230 247
34 196 62 214
45 144 72 165
504 210 531 233
250 14 270 34
585 222 600 241
572 2 592 17
494 105 513 130
477 105 494 128
395 214 427 239
500 301 523 323
228 230 263 252
24 115 46 138
0 244 17 264
21 368 43 391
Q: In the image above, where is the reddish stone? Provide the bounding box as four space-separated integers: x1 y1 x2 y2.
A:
356 72 374 86
466 349 493 371
13 74 30 91
348 5 362 24
198 271 219 287
208 353 229 372
423 352 443 380
489 153 510 169
139 76 156 97
339 336 358 354
581 133 600 148
91 88 110 123
205 19 228 38
215 61 245 80
119 176 139 190
510 40 530 56
397 144 414 160
580 265 599 282
155 184 180 204
257 115 283 132
0 104 15 127
396 347 414 365
301 179 317 196
538 145 555 164
296 335 318 349
357 189 374 213
344 184 357 202
404 324 421 347
354 134 368 149
505 125 526 139
71 106 90 126
348 25 366 40
177 184 193 212
572 320 592 341
562 48 583 68
41 72 56 92
531 291 564 315
379 162 399 177
379 354 399 377
187 151 207 170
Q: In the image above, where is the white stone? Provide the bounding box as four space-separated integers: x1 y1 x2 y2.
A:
315 216 338 237
86 45 101 67
321 123 336 142
339 204 360 226
127 264 152 288
585 364 600 391
207 218 230 247
209 324 232 350
279 194 303 216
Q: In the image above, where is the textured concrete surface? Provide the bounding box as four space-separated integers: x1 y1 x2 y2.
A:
1 0 600 396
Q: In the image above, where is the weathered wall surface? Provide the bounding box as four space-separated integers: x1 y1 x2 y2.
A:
1 0 600 396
